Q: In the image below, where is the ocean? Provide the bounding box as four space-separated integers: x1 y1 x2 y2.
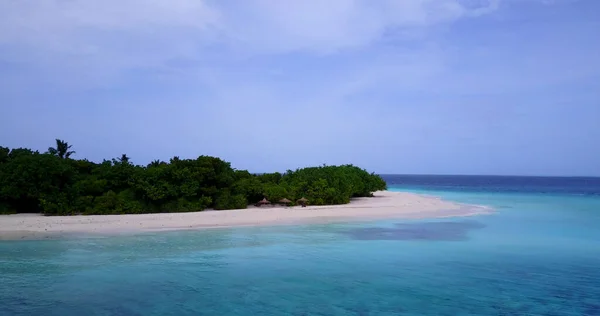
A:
1 175 600 315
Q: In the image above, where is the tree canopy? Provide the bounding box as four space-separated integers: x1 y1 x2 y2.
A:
0 140 387 215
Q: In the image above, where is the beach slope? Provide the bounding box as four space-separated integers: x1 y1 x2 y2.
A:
0 191 490 240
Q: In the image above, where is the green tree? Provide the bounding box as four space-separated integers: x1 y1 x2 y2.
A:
47 139 75 159
0 140 387 215
0 146 9 164
118 154 130 164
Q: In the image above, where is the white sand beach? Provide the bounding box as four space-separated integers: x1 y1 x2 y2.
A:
0 191 491 240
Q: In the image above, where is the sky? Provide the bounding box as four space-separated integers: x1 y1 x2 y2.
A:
0 0 599 176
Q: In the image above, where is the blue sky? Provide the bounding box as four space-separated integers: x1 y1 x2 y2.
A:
1 0 599 176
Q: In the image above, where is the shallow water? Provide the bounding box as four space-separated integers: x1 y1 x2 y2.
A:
1 176 600 315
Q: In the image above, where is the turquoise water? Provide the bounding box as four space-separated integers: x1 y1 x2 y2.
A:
2 176 600 315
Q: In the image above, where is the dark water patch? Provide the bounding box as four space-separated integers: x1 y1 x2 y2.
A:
343 220 485 241
382 174 600 196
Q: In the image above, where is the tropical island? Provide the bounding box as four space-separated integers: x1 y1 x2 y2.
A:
0 140 490 240
0 139 387 215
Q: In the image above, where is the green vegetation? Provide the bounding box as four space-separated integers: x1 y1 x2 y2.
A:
0 139 387 215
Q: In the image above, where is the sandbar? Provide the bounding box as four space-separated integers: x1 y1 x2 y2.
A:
0 191 491 240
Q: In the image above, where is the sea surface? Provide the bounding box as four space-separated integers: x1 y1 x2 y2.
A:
2 175 600 315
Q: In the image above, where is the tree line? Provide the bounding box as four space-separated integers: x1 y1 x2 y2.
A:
0 140 387 215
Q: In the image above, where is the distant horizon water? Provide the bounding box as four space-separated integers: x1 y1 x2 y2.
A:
381 173 600 178
2 175 600 315
256 172 600 181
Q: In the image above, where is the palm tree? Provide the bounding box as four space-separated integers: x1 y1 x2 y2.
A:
111 154 131 166
148 159 163 167
47 139 75 159
119 154 130 164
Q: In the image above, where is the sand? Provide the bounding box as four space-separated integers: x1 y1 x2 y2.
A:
0 191 491 240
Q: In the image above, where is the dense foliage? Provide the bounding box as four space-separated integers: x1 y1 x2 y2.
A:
0 140 387 215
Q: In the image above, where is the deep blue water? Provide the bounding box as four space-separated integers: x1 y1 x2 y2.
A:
383 174 600 196
2 175 600 315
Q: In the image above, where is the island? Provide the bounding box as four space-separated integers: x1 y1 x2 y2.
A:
0 140 489 239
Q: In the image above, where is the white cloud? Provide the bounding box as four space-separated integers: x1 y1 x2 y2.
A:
0 0 507 96
0 0 219 44
216 0 492 53
0 0 500 56
1 0 598 175
1 0 594 96
0 0 506 95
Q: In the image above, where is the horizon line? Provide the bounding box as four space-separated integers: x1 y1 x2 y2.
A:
375 173 600 179
251 172 600 179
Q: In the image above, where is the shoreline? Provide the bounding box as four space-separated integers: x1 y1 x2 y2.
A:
0 191 492 241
